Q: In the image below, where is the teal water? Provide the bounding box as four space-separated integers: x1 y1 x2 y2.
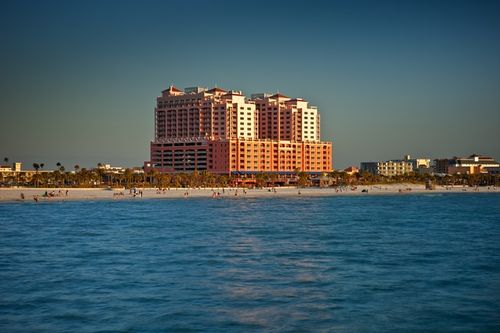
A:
1 194 499 332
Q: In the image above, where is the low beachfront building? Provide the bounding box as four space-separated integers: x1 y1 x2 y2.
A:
97 164 126 174
399 155 432 174
146 85 333 175
360 155 432 176
343 166 359 175
0 162 22 173
434 154 499 175
360 160 413 176
400 155 430 170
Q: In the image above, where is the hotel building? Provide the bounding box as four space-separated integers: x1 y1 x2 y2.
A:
360 155 431 176
146 86 332 174
360 160 413 176
434 154 500 175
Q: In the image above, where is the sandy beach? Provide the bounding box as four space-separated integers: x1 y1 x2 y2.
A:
0 184 498 203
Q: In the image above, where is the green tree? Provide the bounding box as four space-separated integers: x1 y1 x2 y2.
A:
147 169 159 187
57 164 66 186
297 171 309 187
32 163 40 187
124 168 133 188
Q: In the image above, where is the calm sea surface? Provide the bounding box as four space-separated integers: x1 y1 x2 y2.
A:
1 193 499 332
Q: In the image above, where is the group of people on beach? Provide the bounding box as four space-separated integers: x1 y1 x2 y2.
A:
156 188 171 194
22 189 69 202
42 190 68 198
334 186 358 193
129 188 143 198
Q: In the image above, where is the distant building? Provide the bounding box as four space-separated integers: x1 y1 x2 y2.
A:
147 85 333 174
398 155 431 175
0 165 11 172
343 166 359 175
360 155 430 176
401 155 430 170
486 167 500 175
433 154 499 175
13 162 22 172
0 162 22 173
360 160 413 176
434 158 450 174
97 164 126 174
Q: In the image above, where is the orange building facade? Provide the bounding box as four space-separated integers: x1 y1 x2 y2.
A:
147 86 332 174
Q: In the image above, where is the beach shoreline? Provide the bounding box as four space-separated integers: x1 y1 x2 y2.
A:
0 184 498 203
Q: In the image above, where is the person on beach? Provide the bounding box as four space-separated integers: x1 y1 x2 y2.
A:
20 193 25 200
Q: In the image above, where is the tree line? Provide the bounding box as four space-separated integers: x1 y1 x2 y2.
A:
1 157 498 188
1 166 498 188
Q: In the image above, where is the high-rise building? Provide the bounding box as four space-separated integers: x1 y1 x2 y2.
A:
146 85 333 174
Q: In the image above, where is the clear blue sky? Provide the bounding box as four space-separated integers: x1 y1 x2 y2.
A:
1 0 499 170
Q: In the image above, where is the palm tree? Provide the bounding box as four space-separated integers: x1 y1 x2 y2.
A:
3 157 8 165
124 168 133 188
54 163 65 186
73 165 80 186
33 163 40 187
297 171 309 187
147 169 159 187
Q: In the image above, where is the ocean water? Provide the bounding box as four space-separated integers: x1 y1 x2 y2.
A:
0 193 499 332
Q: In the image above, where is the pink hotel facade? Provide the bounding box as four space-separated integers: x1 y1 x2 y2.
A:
146 85 333 174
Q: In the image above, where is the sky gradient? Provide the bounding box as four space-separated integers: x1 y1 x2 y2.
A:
1 0 499 169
